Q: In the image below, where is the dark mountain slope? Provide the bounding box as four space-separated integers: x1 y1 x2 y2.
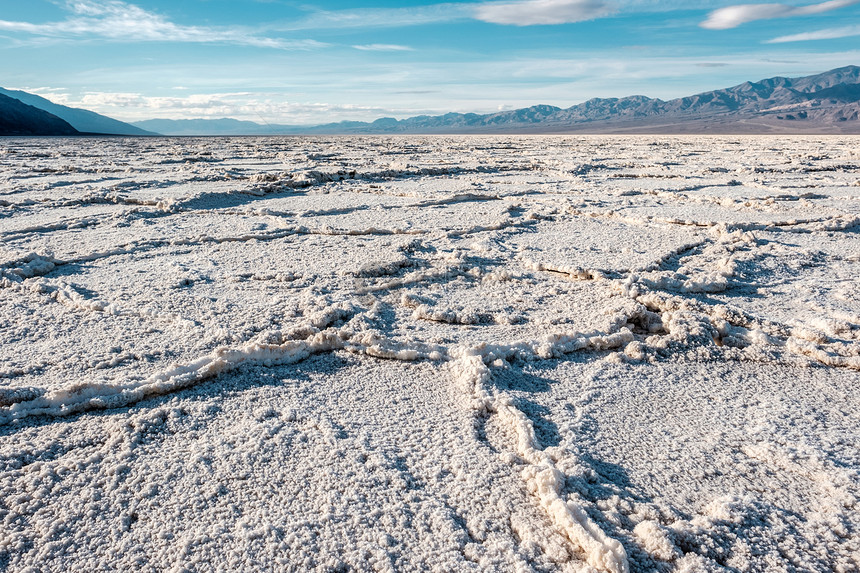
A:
0 88 156 135
0 94 79 136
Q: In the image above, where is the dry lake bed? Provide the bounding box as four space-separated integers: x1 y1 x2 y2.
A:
0 136 858 572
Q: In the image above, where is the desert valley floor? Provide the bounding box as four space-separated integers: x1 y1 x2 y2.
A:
0 135 858 572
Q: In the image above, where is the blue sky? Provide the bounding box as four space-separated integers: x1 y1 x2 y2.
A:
2 0 859 124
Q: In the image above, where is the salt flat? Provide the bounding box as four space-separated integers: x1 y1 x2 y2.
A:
0 136 858 572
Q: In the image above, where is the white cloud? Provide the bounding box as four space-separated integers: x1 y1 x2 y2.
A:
24 88 411 124
767 23 860 41
286 0 615 30
18 48 860 123
352 44 415 51
1 0 691 41
0 0 324 49
473 0 614 25
283 4 472 30
700 0 860 30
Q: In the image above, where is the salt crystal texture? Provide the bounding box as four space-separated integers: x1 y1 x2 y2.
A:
0 135 858 572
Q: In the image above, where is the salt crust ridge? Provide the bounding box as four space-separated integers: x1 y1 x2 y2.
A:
1 274 855 570
1 135 859 571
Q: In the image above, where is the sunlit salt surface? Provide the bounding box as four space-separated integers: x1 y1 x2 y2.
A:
1 135 858 572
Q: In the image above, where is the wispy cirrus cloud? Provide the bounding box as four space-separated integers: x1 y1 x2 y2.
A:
0 0 716 41
352 44 415 51
21 47 860 123
700 0 860 30
0 0 324 49
285 0 615 30
283 4 472 30
473 0 614 25
767 23 860 41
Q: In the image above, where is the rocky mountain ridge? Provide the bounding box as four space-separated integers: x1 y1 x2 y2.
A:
4 66 859 136
0 88 155 136
0 94 79 136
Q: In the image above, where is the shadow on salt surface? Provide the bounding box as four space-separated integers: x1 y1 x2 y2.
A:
702 231 860 339
488 357 640 492
513 398 562 449
489 355 860 572
485 367 563 447
507 216 706 276
304 200 514 235
0 352 575 573
482 357 674 571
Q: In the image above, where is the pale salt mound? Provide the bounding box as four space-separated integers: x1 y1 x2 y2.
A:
0 135 858 573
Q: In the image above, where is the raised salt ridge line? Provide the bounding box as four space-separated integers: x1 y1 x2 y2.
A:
0 302 360 424
0 279 744 572
244 165 538 196
564 203 860 234
0 251 56 285
5 236 857 426
449 327 637 573
627 288 860 370
523 218 860 369
2 136 859 570
0 298 646 568
2 223 431 278
0 300 643 425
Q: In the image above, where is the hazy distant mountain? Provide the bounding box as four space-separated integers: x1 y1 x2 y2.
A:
3 67 858 136
0 88 156 136
132 118 293 136
137 65 858 135
305 65 860 134
0 94 79 136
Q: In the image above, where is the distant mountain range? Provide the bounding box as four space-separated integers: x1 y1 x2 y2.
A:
132 117 279 136
0 87 155 136
134 65 860 135
2 66 859 136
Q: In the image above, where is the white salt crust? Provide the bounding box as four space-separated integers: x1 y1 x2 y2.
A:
0 135 858 572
